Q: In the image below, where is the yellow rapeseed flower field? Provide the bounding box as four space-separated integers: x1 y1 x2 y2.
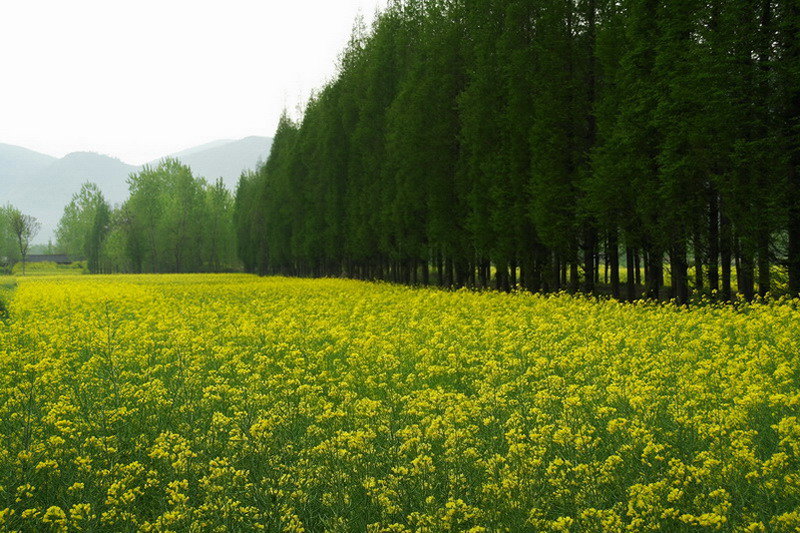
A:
0 274 799 531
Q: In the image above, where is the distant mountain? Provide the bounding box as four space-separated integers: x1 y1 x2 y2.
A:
6 152 137 243
0 136 273 243
153 136 273 190
0 143 57 200
167 139 234 159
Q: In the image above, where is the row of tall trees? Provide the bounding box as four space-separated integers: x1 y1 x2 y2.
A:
56 159 237 273
235 0 800 302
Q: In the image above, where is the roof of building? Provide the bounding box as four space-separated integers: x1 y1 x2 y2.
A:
27 254 72 264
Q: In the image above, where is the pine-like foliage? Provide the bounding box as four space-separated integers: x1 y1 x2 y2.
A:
236 0 799 303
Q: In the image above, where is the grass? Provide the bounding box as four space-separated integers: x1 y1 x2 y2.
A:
8 261 87 277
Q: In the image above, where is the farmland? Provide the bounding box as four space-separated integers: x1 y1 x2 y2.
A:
0 274 798 531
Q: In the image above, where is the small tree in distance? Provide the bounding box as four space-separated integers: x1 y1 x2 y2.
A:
9 208 40 276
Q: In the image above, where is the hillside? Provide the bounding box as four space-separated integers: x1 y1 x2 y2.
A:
153 136 273 190
0 143 56 200
6 152 137 243
166 139 234 158
1 136 272 242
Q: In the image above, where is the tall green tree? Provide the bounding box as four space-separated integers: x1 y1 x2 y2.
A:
779 0 800 295
122 159 235 273
8 207 40 276
0 205 22 269
56 182 111 273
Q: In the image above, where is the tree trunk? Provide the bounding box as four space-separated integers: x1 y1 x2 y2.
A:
550 252 560 292
693 226 704 295
739 242 755 301
455 259 468 288
708 187 720 294
786 2 800 295
645 247 662 300
583 0 598 294
468 260 476 288
510 257 517 289
757 230 770 296
445 257 454 288
720 208 733 301
496 258 509 292
626 245 636 301
595 248 601 284
789 161 800 296
609 229 620 299
672 242 689 305
569 241 579 293
584 225 597 293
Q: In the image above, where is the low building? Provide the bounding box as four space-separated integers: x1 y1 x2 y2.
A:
26 254 73 264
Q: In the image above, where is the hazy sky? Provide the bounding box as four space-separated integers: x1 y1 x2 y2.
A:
0 0 386 165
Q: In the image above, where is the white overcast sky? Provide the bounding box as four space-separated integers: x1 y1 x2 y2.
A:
0 0 386 165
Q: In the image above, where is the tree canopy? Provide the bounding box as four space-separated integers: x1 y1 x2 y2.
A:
234 0 800 303
54 159 238 274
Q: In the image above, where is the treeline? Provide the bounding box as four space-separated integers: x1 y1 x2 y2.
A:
57 159 237 273
235 0 800 303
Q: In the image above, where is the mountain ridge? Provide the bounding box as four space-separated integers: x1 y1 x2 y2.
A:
0 136 273 242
